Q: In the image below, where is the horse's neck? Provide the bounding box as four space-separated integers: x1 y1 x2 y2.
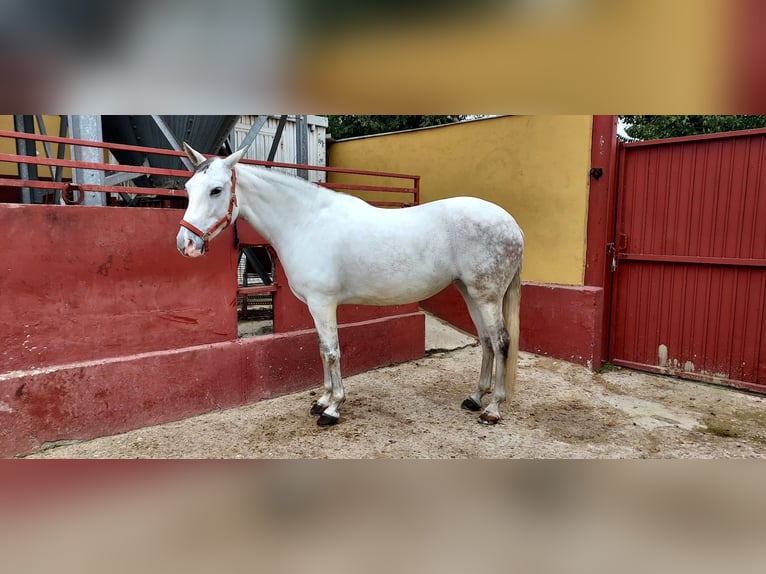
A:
235 166 325 249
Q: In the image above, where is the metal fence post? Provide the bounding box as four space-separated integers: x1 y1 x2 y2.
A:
295 115 309 180
68 115 106 206
13 115 34 203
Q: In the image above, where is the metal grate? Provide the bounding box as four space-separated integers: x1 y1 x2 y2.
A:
237 247 273 321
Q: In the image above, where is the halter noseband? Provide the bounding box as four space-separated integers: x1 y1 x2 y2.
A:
179 168 238 252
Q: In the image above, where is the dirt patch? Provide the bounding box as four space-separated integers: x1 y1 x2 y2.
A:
27 340 766 459
526 398 621 444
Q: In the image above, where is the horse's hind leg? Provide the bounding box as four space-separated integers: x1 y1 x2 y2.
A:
479 303 510 425
307 299 344 426
476 269 521 425
460 285 511 425
455 282 494 412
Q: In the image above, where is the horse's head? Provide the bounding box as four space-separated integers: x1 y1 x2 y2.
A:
176 142 248 257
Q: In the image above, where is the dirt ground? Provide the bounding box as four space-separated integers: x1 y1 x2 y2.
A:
28 314 766 459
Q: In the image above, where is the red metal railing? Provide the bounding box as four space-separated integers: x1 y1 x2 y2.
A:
0 129 420 207
1 128 420 304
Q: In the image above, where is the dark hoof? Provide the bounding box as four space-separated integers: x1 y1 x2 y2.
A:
479 412 500 425
310 401 327 416
317 413 339 427
461 398 482 412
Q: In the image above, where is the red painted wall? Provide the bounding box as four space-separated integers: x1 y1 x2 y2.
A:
0 204 425 457
1 313 424 457
2 204 239 372
421 283 604 368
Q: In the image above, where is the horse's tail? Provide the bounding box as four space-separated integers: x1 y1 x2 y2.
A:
503 262 522 396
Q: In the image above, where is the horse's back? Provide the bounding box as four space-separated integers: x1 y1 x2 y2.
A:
338 196 521 304
345 196 521 260
422 197 523 258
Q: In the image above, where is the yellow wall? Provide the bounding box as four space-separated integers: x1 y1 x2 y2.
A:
328 115 593 285
0 115 71 179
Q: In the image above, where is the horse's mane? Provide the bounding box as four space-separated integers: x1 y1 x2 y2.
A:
239 162 358 205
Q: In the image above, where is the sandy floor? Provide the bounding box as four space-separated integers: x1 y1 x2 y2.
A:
28 314 766 459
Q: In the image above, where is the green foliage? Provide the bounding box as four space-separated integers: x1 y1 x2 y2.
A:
620 115 766 141
327 115 466 140
597 362 619 374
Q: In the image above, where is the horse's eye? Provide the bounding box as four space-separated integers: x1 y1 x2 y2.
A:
210 187 223 197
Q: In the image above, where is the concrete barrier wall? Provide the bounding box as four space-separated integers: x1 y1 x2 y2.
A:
2 204 239 372
0 203 424 457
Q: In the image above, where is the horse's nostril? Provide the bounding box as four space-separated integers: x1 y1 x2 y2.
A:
184 238 196 256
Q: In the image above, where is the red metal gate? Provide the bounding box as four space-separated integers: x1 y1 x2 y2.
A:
610 129 766 393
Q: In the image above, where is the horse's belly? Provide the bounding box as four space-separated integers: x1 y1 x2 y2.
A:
339 268 453 306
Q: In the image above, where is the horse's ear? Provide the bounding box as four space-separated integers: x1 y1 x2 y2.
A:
223 147 248 169
183 142 207 169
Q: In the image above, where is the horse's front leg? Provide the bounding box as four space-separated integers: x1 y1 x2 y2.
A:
307 300 344 427
309 359 334 417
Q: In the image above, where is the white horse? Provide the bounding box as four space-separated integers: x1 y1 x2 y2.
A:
176 143 524 427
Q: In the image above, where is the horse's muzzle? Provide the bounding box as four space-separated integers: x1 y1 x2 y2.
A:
176 228 205 257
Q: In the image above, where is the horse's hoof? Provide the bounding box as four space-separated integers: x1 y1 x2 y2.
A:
310 401 327 416
317 413 339 427
479 412 500 425
461 398 482 412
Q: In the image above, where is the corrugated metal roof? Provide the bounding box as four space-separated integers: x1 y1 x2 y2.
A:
101 115 239 187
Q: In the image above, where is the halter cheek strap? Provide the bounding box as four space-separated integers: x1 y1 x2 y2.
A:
179 169 238 252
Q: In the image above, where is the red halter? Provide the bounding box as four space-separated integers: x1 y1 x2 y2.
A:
179 168 238 252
